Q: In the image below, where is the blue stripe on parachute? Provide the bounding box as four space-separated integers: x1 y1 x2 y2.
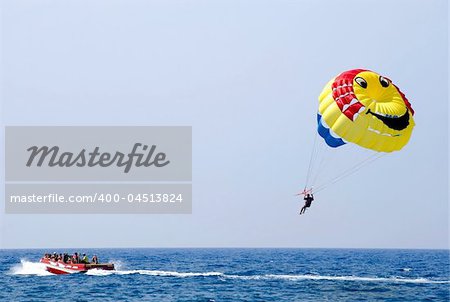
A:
317 113 346 148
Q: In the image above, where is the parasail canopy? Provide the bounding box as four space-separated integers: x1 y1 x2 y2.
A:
318 69 415 152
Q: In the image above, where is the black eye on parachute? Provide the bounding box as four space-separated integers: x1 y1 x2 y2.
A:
379 76 390 88
355 77 367 89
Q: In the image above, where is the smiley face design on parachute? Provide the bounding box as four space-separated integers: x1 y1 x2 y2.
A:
318 69 415 152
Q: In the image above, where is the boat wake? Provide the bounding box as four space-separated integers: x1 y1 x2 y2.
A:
85 268 449 284
86 268 223 278
226 274 449 284
10 260 52 276
10 260 449 284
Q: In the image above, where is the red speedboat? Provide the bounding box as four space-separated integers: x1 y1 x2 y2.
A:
40 258 115 274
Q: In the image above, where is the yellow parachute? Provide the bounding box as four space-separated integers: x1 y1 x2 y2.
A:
302 69 415 195
317 69 415 152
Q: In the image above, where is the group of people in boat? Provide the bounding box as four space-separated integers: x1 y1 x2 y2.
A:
43 252 99 264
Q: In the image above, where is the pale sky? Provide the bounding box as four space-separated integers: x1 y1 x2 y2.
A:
0 0 448 249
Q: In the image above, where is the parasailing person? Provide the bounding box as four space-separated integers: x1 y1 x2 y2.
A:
299 193 314 215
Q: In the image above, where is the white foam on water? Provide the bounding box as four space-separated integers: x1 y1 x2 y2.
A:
85 269 449 284
226 274 450 284
9 259 53 276
85 268 224 278
85 268 115 276
108 259 125 271
136 270 224 278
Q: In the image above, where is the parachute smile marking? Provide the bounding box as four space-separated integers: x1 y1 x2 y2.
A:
366 109 410 131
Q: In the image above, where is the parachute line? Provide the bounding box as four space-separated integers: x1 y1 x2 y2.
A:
304 131 319 191
313 152 386 193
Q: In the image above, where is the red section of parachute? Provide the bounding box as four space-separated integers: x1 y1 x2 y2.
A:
331 69 366 121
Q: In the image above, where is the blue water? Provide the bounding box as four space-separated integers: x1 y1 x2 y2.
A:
0 248 448 301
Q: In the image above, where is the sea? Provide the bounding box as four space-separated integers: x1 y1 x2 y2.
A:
0 248 448 301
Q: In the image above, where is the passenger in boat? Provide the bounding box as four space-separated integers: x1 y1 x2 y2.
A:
91 255 99 264
81 254 89 264
72 252 79 263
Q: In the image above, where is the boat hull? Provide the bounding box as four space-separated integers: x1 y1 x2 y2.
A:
40 258 114 274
